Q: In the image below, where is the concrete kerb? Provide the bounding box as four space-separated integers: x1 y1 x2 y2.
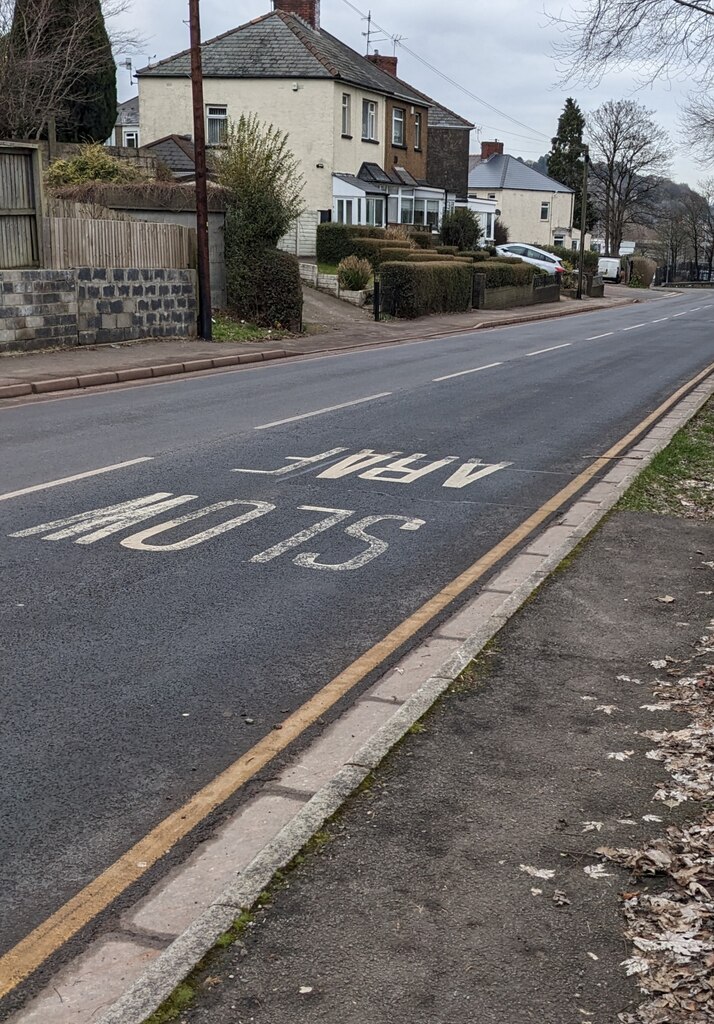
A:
11 372 713 1024
86 372 714 1024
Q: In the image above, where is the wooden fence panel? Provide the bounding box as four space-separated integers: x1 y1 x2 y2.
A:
0 145 41 268
45 217 196 269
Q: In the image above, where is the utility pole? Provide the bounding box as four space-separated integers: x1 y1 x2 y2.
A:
189 0 212 340
576 145 589 301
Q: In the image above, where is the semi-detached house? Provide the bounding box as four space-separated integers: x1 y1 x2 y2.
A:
136 0 473 254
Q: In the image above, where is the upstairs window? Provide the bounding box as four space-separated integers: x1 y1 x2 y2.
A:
540 200 550 221
362 99 378 142
207 105 227 146
392 107 405 146
123 129 139 148
342 93 352 137
414 112 422 150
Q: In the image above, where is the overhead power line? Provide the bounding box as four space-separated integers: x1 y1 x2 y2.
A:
338 0 551 144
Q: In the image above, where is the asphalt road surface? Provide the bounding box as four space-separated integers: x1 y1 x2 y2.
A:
1 292 713 980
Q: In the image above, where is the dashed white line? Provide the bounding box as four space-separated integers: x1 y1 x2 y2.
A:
622 323 647 331
672 312 687 318
433 362 503 383
650 318 669 324
525 343 572 357
587 332 614 340
254 392 392 430
690 307 702 312
0 457 154 503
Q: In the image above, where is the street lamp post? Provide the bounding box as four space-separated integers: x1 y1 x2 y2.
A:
189 0 212 340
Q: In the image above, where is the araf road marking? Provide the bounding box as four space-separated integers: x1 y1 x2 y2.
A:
251 506 354 563
10 493 197 545
232 448 348 477
432 361 502 383
254 393 392 430
526 343 572 356
0 457 153 503
587 332 613 340
295 515 426 572
3 360 712 998
120 501 275 552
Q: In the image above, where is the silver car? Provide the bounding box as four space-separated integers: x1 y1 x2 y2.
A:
495 244 565 276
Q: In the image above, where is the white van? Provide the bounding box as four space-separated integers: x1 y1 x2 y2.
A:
597 257 621 283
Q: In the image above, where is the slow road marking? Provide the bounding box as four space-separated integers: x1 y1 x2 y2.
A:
0 457 154 503
433 361 502 382
2 361 713 1000
255 393 392 429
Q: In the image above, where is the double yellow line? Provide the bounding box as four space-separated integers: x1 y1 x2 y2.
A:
2 360 712 999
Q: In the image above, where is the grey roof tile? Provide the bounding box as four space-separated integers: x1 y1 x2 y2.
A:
116 96 139 125
468 154 572 193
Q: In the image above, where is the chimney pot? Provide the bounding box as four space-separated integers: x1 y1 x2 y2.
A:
481 140 504 161
273 0 320 29
367 52 398 77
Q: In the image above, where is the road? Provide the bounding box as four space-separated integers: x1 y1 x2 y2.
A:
1 291 713 996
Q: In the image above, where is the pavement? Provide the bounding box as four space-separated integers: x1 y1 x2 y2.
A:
0 287 712 1021
0 285 644 396
175 508 714 1024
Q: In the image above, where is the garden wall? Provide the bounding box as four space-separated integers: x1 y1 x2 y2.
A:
474 275 560 310
0 268 197 353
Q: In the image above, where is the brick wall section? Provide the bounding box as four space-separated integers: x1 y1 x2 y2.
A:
0 271 77 353
76 268 197 345
0 268 197 353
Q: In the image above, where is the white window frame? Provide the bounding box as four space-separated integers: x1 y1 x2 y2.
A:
366 197 385 227
553 233 565 247
206 105 228 147
414 112 422 150
392 107 405 147
342 93 352 137
336 199 354 225
362 99 378 142
540 200 551 221
122 129 139 148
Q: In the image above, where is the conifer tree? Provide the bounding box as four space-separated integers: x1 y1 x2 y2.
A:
547 98 594 231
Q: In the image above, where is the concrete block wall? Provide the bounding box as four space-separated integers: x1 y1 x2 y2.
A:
76 268 197 345
0 268 197 353
0 270 78 353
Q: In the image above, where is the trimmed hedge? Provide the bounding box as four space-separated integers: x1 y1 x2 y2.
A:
380 250 471 265
436 245 460 255
380 261 473 319
352 237 412 269
476 261 537 288
459 250 490 262
316 223 356 265
410 232 435 249
226 245 302 330
494 256 526 265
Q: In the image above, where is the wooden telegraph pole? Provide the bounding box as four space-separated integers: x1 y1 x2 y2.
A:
189 0 212 339
576 145 590 301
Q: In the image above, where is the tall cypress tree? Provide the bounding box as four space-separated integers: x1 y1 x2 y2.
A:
547 98 595 232
8 0 116 142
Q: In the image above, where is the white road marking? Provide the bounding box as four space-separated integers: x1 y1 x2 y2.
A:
443 459 513 488
11 493 196 544
433 361 502 382
525 343 572 356
0 457 153 503
254 393 392 430
587 332 613 340
689 307 702 312
295 515 426 571
672 311 687 317
121 501 275 552
251 506 354 563
701 304 712 309
622 323 646 331
650 318 669 324
232 449 348 476
360 454 459 484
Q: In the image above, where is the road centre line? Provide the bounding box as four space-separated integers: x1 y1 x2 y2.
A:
432 362 502 382
650 318 669 324
672 311 687 317
254 393 392 430
0 457 154 503
3 359 712 999
587 332 614 340
622 323 646 331
525 343 572 357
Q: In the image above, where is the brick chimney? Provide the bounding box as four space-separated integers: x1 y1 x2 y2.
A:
367 51 398 77
273 0 320 29
481 140 504 161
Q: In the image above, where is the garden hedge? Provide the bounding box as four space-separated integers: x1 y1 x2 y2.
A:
436 245 460 255
316 223 356 265
476 261 537 288
410 233 435 249
380 260 473 319
351 237 412 269
459 250 490 262
226 245 302 330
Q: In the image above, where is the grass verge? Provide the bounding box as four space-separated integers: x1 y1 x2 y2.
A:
211 312 285 343
619 397 714 519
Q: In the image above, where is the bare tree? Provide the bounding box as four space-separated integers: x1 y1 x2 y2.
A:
680 188 709 272
0 0 139 141
654 201 690 277
551 1 714 163
588 101 670 256
696 177 714 276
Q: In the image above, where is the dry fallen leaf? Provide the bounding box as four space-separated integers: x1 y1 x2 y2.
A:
650 660 668 669
519 864 556 880
582 821 604 833
584 864 613 879
299 986 313 995
553 890 571 906
587 951 599 961
596 704 619 715
608 751 635 761
657 595 675 604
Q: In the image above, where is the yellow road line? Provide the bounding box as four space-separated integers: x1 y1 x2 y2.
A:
1 360 712 998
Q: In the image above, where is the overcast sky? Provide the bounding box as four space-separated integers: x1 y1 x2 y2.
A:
113 0 703 186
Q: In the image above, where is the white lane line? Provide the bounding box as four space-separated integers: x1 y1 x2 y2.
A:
254 392 392 430
690 307 702 312
587 332 614 340
432 361 503 383
525 343 572 357
0 457 154 503
622 323 646 331
701 304 712 309
650 318 669 323
672 311 687 317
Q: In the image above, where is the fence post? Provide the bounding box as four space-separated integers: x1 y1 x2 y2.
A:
373 279 381 321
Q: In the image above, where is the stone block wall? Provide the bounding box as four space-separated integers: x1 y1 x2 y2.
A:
0 268 197 353
76 268 197 345
0 270 78 353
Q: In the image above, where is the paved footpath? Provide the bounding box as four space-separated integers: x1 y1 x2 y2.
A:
179 508 714 1024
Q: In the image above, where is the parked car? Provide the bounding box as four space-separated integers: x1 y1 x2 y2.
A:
597 257 622 283
495 244 565 276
